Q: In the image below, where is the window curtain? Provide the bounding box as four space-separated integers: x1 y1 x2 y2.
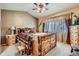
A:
44 18 68 43
44 18 68 34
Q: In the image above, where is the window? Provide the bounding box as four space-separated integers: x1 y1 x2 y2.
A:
44 19 68 33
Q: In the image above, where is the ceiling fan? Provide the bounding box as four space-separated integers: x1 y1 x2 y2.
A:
32 3 48 13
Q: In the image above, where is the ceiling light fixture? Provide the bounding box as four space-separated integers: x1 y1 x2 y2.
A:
33 3 48 13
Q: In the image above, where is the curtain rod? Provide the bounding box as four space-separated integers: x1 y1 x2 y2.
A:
40 12 74 20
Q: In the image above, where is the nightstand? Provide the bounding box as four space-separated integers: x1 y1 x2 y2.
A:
6 35 16 46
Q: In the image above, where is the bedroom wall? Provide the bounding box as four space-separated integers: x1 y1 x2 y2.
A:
1 10 37 44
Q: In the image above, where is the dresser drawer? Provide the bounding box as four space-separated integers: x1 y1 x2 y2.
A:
70 25 79 46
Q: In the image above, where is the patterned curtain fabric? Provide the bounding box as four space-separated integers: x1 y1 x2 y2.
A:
44 18 68 34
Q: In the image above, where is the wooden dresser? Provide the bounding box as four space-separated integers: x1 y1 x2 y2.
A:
6 35 16 46
70 25 79 46
32 33 56 56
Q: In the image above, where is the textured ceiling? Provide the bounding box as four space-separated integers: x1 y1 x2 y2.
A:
0 3 79 18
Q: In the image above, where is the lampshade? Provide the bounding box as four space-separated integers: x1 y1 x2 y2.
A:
11 26 15 30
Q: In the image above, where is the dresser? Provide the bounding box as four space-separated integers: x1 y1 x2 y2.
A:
32 33 56 56
70 25 79 46
6 35 16 45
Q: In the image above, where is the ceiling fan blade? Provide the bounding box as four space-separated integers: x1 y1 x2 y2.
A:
34 3 37 5
46 3 48 5
32 8 37 10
